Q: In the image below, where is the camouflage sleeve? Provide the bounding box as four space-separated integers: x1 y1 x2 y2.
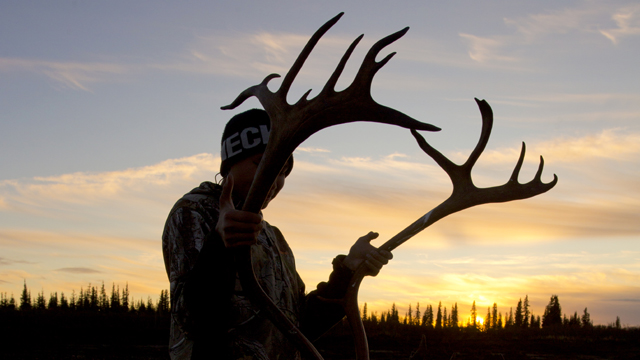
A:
163 206 212 338
300 255 354 341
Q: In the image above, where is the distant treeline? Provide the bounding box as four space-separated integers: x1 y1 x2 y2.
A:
0 281 169 315
360 294 624 331
0 281 627 331
2 282 639 359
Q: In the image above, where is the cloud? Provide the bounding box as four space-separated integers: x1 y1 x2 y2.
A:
0 58 129 92
599 5 640 44
456 3 640 70
0 153 219 217
534 128 640 163
0 257 31 266
295 147 331 154
158 31 362 87
503 6 600 41
55 267 101 274
458 33 520 64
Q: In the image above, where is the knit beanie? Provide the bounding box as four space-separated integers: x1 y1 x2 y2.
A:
220 109 293 177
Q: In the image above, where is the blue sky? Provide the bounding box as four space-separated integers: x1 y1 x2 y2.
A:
1 0 640 326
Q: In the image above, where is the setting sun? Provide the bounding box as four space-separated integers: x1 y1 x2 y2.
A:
476 317 484 326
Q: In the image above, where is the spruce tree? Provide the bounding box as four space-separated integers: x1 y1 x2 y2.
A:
415 302 420 326
424 304 434 328
362 303 368 322
8 294 16 310
470 301 477 328
70 290 77 310
60 292 69 311
435 301 442 329
122 283 130 311
581 308 592 328
485 307 491 331
451 303 459 328
443 307 448 328
157 289 170 315
492 303 498 329
99 282 109 312
523 295 530 328
110 283 120 312
542 295 562 328
35 290 46 310
48 292 59 310
20 280 31 311
515 298 523 327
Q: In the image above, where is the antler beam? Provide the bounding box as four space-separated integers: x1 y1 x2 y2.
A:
340 98 558 360
221 13 440 360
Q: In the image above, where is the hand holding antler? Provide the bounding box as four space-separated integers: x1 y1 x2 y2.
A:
343 231 393 276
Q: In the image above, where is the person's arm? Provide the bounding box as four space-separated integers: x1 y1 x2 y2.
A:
301 232 392 341
183 176 262 344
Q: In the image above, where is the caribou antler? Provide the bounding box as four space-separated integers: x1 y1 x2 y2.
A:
340 98 558 359
221 13 439 360
222 12 439 213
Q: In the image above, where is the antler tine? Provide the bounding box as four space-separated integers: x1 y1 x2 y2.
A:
463 98 494 171
410 129 457 177
353 27 409 89
221 73 280 110
279 12 345 98
320 34 364 96
509 142 526 183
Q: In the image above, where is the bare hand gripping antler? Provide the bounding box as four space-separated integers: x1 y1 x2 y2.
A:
341 98 558 360
221 13 439 360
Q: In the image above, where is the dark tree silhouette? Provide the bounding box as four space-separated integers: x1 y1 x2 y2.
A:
35 290 46 310
470 301 477 328
47 292 58 310
515 298 523 327
435 301 442 329
20 280 31 311
60 292 69 311
523 295 530 328
485 307 491 331
582 307 592 328
492 303 498 329
542 295 562 328
451 303 459 328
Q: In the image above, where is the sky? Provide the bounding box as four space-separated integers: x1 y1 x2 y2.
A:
1 0 639 327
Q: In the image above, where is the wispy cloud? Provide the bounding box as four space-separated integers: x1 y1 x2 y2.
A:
295 147 331 154
157 31 359 85
0 153 218 216
458 33 520 64
55 267 101 274
458 3 640 69
0 58 129 92
503 6 600 41
599 4 640 44
534 128 640 162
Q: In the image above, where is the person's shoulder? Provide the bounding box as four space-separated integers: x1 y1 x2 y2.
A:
179 181 221 201
168 181 222 216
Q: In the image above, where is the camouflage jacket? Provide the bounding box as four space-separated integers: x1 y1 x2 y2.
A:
162 181 353 360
